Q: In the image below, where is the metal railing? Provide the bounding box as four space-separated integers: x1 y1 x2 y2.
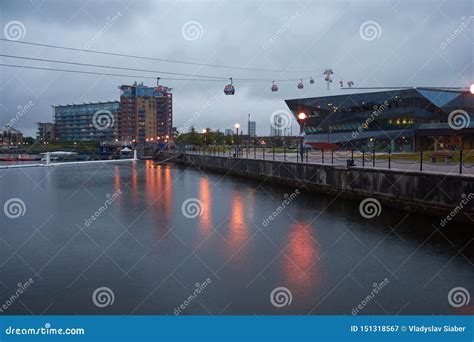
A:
180 145 472 175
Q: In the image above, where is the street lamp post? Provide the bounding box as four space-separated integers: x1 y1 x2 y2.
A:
298 113 307 162
234 123 240 157
202 129 207 155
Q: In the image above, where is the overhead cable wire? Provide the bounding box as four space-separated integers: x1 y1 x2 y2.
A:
0 38 323 73
0 54 309 82
0 63 312 82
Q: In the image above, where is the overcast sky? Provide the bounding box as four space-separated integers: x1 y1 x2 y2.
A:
0 0 472 137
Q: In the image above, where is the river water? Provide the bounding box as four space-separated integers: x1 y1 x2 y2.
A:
0 160 472 315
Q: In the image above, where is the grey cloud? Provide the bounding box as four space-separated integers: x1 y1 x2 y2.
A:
0 0 472 136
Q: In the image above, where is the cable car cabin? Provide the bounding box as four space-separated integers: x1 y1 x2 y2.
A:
297 80 304 89
310 78 315 84
224 78 235 95
224 84 235 95
271 81 278 92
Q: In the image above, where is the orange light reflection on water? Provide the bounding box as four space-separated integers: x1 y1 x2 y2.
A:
199 177 213 236
143 161 173 223
281 222 320 292
226 191 249 256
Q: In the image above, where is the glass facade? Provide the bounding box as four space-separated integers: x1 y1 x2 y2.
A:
286 88 474 151
54 102 119 142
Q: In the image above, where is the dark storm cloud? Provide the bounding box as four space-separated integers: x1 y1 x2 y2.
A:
0 0 472 136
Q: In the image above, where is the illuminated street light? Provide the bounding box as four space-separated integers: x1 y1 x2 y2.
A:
234 123 240 155
298 112 307 120
298 113 307 162
470 84 474 94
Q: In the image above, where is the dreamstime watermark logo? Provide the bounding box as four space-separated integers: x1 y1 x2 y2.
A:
262 189 301 227
262 12 301 49
176 96 216 137
92 110 115 131
182 21 204 41
270 109 292 132
352 100 389 139
173 278 212 315
7 100 34 128
270 287 292 308
4 323 85 336
3 198 26 219
0 278 34 313
448 287 470 308
440 193 473 227
440 16 474 50
352 278 390 315
359 20 381 41
3 21 26 41
359 198 381 219
448 109 470 130
92 287 115 308
181 198 203 219
85 12 122 49
84 190 122 227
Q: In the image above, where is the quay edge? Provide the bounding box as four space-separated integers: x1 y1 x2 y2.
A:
158 153 474 223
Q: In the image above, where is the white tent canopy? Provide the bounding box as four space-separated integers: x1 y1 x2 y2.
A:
120 147 132 152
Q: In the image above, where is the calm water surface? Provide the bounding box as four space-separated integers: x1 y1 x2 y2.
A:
0 160 472 315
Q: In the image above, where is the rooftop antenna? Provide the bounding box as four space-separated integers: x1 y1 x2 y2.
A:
323 69 334 91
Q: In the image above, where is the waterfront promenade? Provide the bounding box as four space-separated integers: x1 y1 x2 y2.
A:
170 151 474 222
186 148 474 176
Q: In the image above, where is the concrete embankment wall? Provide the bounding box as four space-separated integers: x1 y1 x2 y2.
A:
162 153 474 221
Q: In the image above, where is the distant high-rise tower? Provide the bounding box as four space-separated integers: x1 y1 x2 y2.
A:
248 121 256 137
118 81 173 144
271 115 284 136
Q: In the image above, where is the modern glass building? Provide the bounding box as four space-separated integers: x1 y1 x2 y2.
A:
285 88 474 151
53 101 119 142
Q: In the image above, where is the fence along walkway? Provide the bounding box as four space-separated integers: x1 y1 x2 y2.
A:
185 147 474 176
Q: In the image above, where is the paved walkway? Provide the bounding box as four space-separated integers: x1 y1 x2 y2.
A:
186 150 474 176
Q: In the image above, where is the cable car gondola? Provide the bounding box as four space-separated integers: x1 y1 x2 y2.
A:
271 80 278 92
297 79 304 89
224 78 235 95
310 77 315 84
